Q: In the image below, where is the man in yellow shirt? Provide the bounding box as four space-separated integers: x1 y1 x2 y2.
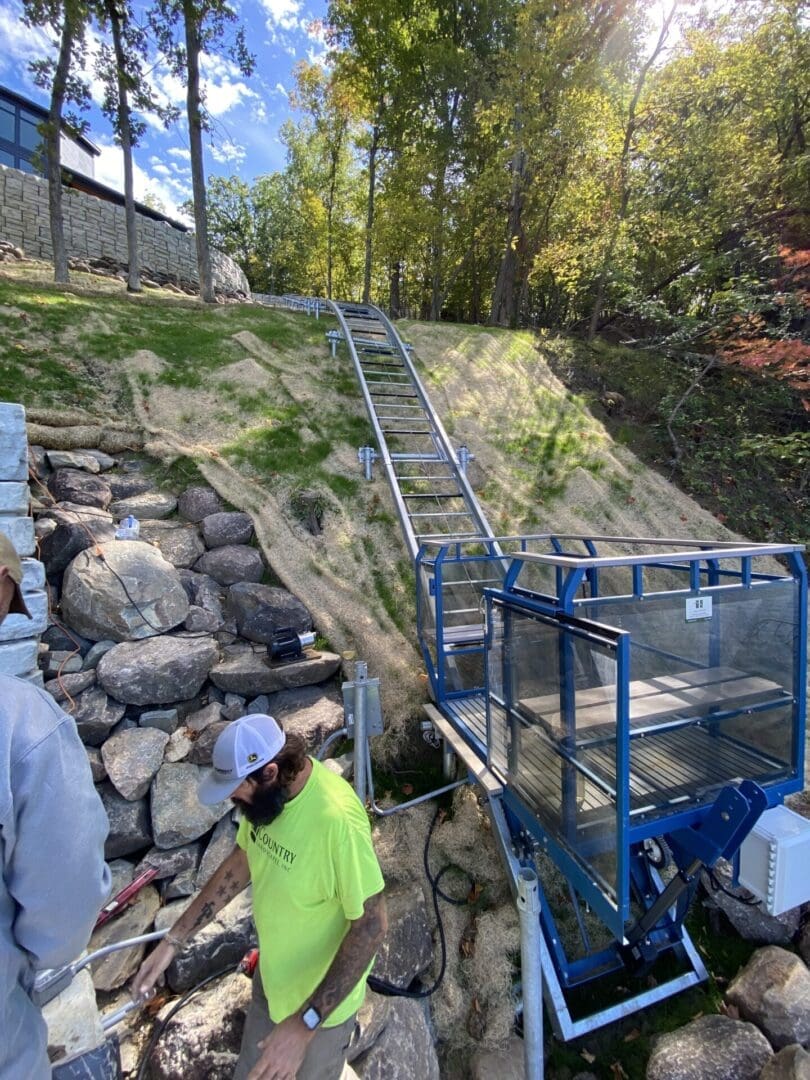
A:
133 714 387 1080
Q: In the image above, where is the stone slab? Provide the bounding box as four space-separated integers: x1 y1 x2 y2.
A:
0 481 30 514
21 558 46 590
0 403 28 481
0 637 39 676
0 589 47 642
0 515 35 555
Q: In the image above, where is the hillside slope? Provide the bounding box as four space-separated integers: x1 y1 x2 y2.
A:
0 262 759 746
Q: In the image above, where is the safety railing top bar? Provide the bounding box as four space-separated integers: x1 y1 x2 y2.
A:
324 300 498 562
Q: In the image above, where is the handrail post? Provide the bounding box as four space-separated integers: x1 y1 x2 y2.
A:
517 867 543 1078
353 660 368 804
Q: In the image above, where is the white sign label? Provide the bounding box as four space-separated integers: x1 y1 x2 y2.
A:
686 596 713 622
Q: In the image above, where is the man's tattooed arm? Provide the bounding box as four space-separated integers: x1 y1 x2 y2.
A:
308 892 388 1021
170 845 250 946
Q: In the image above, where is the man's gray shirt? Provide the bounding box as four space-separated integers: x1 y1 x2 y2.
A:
0 674 110 1079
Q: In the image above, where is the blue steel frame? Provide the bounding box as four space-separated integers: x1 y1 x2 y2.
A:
416 535 807 1037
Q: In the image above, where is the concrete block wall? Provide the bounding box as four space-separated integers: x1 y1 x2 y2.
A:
0 403 47 684
0 164 249 295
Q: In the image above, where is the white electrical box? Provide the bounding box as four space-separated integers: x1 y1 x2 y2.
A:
738 805 810 916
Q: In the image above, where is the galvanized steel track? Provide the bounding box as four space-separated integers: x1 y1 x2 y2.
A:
324 300 497 561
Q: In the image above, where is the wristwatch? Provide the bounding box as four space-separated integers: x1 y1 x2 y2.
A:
301 1004 322 1031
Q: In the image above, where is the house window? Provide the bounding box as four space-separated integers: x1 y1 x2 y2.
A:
0 93 45 174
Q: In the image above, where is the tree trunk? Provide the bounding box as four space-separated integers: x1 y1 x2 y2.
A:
389 261 401 318
489 149 527 327
109 3 140 293
362 122 379 304
47 3 80 284
183 0 215 303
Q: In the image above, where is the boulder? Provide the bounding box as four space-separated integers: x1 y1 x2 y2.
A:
165 891 255 992
148 970 251 1080
73 686 127 746
107 475 151 501
61 541 189 642
151 762 230 848
47 468 112 509
106 858 136 898
222 692 247 721
210 648 341 697
185 605 223 633
187 720 230 765
97 634 219 705
82 449 117 471
470 1035 527 1080
110 491 177 520
45 450 101 473
646 1014 773 1080
82 640 116 671
164 866 197 899
346 990 392 1064
165 728 194 762
44 969 105 1068
88 885 161 992
194 545 264 586
139 708 180 734
227 582 312 644
247 694 270 714
759 1045 810 1079
201 511 254 548
196 815 238 889
99 783 152 858
727 946 810 1050
101 727 170 800
136 841 202 881
139 520 206 569
42 624 92 654
40 519 117 577
350 997 439 1080
178 486 223 523
86 746 106 782
271 686 345 749
186 701 223 734
702 863 800 945
43 651 83 678
371 884 433 990
43 669 95 703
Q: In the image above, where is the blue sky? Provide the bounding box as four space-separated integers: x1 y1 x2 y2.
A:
0 0 328 220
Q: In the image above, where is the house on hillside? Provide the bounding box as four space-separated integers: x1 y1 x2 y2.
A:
0 84 188 231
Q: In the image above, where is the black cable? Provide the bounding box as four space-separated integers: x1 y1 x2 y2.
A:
706 867 761 906
135 966 234 1080
367 806 473 1000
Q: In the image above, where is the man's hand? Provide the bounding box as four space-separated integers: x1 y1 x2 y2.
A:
247 1014 315 1080
131 939 177 1003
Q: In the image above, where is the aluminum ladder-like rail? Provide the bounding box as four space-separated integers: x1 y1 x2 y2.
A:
324 300 497 561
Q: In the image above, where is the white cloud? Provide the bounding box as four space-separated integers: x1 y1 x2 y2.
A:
0 6 54 81
151 163 172 177
93 140 192 223
306 45 328 69
167 147 191 161
275 82 288 98
210 138 246 167
259 0 301 31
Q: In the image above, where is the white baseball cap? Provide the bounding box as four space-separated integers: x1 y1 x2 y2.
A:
198 714 286 805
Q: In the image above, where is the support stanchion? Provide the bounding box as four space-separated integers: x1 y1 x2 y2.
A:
353 660 368 803
517 867 543 1078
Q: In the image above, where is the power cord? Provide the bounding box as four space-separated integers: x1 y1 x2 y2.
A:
135 966 234 1080
706 867 761 907
367 806 473 1000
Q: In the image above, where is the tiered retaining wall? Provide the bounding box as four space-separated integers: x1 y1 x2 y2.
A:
0 402 46 683
0 165 249 295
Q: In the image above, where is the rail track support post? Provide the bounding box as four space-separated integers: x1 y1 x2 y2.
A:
517 867 544 1079
353 660 368 804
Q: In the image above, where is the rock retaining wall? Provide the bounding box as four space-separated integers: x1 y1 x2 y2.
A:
0 164 249 295
0 402 46 682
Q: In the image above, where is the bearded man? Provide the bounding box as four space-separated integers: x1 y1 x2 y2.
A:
133 713 387 1080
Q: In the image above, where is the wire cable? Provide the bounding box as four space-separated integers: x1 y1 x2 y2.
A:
706 867 761 907
367 806 473 1000
134 966 235 1080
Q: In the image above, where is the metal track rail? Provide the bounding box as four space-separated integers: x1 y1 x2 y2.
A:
324 301 497 561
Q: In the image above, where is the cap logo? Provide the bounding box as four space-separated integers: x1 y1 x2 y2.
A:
248 753 258 763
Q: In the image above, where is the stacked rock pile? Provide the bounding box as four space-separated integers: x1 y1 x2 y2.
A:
27 448 347 1002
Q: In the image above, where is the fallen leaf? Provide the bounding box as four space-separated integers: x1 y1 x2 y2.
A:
623 1028 641 1043
610 1063 628 1079
581 1050 596 1065
723 1003 740 1020
468 882 482 904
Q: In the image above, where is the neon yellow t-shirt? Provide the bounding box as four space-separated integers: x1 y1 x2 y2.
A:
236 758 385 1027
